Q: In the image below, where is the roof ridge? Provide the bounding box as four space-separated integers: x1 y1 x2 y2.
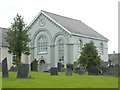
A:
42 10 84 23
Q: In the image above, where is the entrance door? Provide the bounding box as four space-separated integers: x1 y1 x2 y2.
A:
39 60 45 71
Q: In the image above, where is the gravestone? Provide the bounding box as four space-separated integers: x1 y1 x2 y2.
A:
2 57 8 78
9 66 18 72
50 67 58 76
61 67 66 72
77 68 84 75
57 62 62 72
103 66 119 77
66 69 72 76
98 66 107 74
73 62 78 73
0 63 2 71
88 66 100 75
31 59 38 71
118 66 120 77
17 64 30 78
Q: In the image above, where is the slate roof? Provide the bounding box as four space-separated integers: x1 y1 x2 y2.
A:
42 10 108 41
0 27 9 46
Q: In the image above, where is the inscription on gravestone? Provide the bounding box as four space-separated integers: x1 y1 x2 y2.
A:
2 57 8 78
17 64 30 78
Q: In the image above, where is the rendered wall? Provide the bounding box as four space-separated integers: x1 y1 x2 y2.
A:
28 12 108 71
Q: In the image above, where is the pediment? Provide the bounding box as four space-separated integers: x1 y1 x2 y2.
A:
28 11 71 35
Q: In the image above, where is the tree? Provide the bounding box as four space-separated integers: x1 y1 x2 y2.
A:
5 14 31 65
78 42 101 69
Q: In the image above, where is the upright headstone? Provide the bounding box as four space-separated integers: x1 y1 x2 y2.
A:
57 62 62 72
9 66 18 72
50 67 58 76
73 62 78 73
66 69 72 76
0 63 2 72
103 66 119 77
2 57 8 78
77 68 84 75
31 59 38 71
17 64 30 78
88 66 99 75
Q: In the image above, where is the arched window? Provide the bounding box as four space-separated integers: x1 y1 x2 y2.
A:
78 40 83 51
100 43 104 54
58 39 64 61
37 36 48 53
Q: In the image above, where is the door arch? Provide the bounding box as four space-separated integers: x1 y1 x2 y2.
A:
39 60 45 71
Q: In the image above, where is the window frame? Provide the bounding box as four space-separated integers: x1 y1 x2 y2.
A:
100 43 104 55
58 38 64 61
37 35 48 54
78 39 83 52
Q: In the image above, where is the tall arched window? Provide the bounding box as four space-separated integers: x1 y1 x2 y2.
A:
37 36 48 53
100 43 104 54
78 40 83 51
58 39 64 61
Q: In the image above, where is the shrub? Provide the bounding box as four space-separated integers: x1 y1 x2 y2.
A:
66 63 73 70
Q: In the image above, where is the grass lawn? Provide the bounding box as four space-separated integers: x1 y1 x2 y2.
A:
0 72 2 89
2 72 118 88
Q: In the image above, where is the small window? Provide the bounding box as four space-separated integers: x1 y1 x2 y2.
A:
78 40 83 51
100 43 104 54
12 54 17 62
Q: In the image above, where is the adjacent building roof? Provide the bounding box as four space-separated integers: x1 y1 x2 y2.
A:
108 53 119 65
42 10 108 41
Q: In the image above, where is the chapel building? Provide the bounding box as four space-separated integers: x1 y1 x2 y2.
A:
28 10 108 71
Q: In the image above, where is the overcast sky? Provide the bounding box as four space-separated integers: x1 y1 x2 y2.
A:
0 0 118 54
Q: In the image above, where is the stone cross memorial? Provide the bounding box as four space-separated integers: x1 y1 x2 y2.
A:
17 64 30 78
2 57 8 78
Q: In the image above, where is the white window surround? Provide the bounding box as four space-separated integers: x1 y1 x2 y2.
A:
37 52 48 55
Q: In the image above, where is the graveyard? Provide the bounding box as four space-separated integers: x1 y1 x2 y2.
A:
1 57 119 88
2 71 118 88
